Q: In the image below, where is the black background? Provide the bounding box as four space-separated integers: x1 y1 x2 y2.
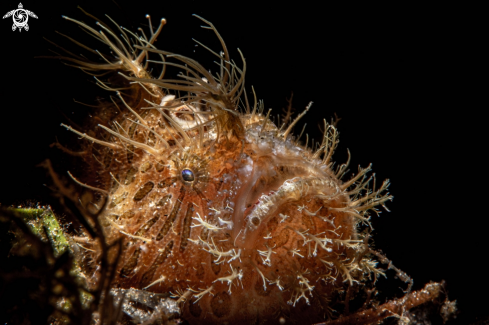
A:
0 1 486 324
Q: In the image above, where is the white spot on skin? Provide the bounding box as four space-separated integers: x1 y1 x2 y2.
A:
140 243 149 253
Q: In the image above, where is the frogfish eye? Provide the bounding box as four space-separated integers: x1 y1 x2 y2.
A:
181 168 195 182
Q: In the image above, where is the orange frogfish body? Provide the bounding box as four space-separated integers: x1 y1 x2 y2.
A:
56 13 393 325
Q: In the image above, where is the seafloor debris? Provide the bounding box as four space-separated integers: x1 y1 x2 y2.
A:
110 288 180 324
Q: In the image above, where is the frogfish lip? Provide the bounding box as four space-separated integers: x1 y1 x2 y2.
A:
229 153 336 249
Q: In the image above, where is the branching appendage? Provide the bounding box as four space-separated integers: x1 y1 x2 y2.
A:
279 213 290 223
288 270 315 307
257 244 276 266
333 258 360 286
218 216 234 229
253 263 269 292
287 226 309 241
305 232 333 256
289 248 305 258
319 120 340 166
268 276 285 291
195 236 235 264
213 265 244 293
357 258 386 284
328 167 393 229
333 238 363 250
319 234 385 290
192 285 214 303
191 213 224 232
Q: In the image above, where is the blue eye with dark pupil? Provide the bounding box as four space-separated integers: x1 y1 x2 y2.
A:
181 169 195 182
